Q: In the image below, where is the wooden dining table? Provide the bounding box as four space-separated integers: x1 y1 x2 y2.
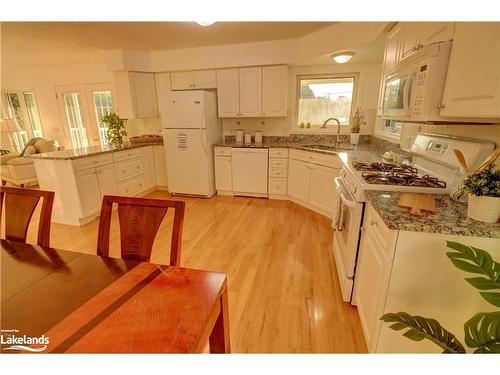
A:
0 239 230 353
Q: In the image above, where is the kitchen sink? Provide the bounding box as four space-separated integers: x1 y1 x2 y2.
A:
299 144 354 153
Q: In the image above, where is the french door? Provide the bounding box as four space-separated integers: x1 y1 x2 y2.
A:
56 83 115 149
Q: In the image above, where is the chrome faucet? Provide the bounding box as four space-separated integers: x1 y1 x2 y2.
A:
321 117 341 147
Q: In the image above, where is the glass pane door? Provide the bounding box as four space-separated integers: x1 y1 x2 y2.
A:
62 92 89 149
6 93 29 149
23 92 44 138
91 91 114 146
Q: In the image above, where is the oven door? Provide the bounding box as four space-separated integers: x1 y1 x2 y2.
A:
332 177 364 302
382 71 412 119
333 177 364 277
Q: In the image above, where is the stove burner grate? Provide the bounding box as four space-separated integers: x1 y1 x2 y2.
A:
361 172 447 188
352 162 418 174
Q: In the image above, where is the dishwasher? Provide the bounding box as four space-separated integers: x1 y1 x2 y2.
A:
231 148 269 197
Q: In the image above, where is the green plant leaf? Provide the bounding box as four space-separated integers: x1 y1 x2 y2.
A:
464 312 500 353
446 241 500 307
380 312 466 353
479 292 500 308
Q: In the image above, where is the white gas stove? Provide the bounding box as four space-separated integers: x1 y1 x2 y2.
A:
332 133 495 304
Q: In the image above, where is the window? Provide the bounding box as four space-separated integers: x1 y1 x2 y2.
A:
92 91 114 146
296 75 356 130
3 91 44 152
23 92 44 138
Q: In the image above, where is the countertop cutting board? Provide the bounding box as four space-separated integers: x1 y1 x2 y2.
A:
398 193 436 216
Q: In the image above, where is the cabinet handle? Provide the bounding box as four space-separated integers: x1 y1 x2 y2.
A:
437 104 445 109
370 220 378 226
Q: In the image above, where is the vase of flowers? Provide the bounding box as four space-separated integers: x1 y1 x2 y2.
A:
463 165 500 223
101 112 128 147
349 107 366 145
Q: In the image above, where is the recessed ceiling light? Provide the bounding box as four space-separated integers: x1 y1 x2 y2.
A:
195 21 216 27
331 52 355 64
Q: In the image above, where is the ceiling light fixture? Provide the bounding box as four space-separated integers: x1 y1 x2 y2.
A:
331 52 355 64
195 21 216 27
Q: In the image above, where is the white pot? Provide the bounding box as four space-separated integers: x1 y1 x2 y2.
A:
467 194 500 223
350 133 360 145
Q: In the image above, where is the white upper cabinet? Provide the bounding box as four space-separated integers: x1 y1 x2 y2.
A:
239 67 262 117
216 69 240 117
398 22 454 62
171 70 217 90
440 23 500 119
114 71 158 119
216 65 288 118
262 65 288 117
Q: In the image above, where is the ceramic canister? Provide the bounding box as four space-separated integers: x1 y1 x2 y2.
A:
255 131 263 144
244 133 252 145
236 130 244 143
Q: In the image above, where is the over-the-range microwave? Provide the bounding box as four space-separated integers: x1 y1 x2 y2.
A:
382 41 452 123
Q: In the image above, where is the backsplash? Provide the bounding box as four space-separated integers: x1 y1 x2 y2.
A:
224 134 370 144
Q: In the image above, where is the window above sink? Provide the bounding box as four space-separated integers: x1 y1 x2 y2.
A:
293 73 359 133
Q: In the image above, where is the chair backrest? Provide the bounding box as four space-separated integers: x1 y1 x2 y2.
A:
97 195 185 265
0 186 55 247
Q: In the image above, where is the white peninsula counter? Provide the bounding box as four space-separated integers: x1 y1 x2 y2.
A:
30 143 167 226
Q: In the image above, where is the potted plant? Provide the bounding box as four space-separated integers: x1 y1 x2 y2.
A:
462 164 500 223
349 107 366 145
381 241 500 353
101 112 128 147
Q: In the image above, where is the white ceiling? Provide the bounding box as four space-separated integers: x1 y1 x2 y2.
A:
2 22 334 51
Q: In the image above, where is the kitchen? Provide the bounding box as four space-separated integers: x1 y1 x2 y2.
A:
1 14 499 371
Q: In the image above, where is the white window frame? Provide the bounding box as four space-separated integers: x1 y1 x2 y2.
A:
292 72 360 134
2 90 45 152
373 117 403 143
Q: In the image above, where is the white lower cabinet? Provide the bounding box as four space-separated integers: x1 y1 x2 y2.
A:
354 203 397 353
288 159 310 202
288 150 340 217
33 145 163 226
75 168 103 218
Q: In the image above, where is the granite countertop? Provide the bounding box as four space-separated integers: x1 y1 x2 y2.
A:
28 142 163 161
214 140 398 164
365 191 500 238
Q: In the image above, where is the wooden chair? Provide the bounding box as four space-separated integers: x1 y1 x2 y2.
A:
97 195 185 266
0 186 55 247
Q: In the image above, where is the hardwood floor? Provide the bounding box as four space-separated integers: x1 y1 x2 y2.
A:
18 191 367 353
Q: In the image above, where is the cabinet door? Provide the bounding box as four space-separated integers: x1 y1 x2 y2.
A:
192 70 217 89
153 145 168 187
131 72 158 118
309 164 338 214
262 65 288 117
141 146 156 190
96 164 118 198
76 168 102 217
418 22 454 45
440 23 500 119
170 71 194 90
216 69 240 117
287 158 310 202
239 67 262 117
215 155 232 191
378 27 402 115
399 24 419 61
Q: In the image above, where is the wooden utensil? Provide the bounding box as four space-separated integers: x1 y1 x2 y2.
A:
398 193 436 216
453 149 468 170
470 148 500 175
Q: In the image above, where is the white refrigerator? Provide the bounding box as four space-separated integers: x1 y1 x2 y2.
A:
161 91 222 197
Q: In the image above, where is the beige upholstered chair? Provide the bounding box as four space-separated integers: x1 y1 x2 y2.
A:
1 139 64 187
